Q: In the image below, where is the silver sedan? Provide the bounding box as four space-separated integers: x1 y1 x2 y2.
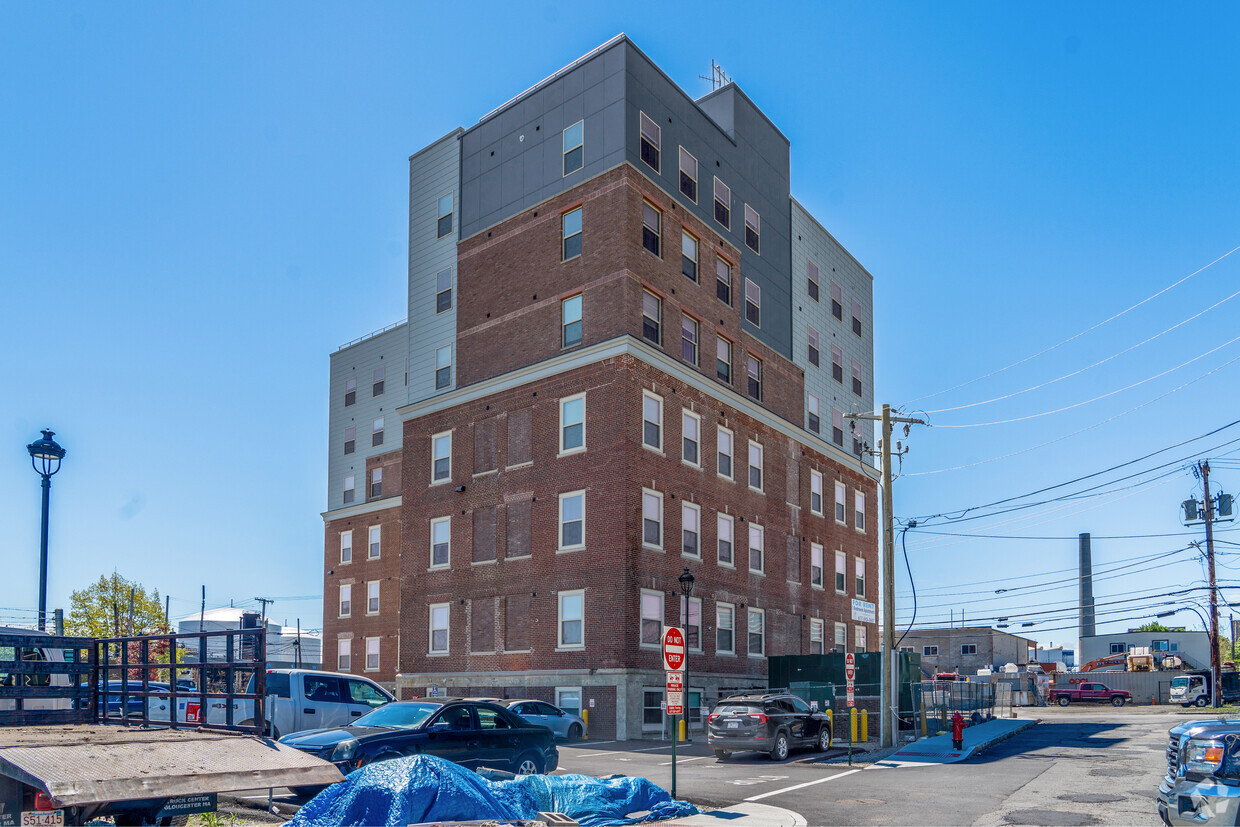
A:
498 699 587 741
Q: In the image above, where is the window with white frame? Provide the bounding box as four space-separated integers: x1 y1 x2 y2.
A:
835 622 847 650
831 345 844 383
639 111 660 171
429 603 449 653
339 584 351 617
744 205 760 253
682 410 700 466
856 625 867 652
343 475 355 504
641 201 661 257
365 637 379 671
717 426 733 479
808 394 821 434
560 394 585 454
716 335 732 383
642 391 662 451
640 589 663 646
713 177 731 228
679 146 697 201
924 645 939 656
681 232 698 282
716 257 731 305
435 345 452 390
367 580 379 614
436 267 452 313
835 551 847 593
372 417 384 447
559 491 585 550
744 278 760 326
368 525 381 559
748 608 765 656
810 618 824 654
344 377 356 407
682 501 700 558
855 558 866 598
430 517 450 569
432 432 452 483
832 408 845 447
834 481 847 523
682 596 702 651
338 639 351 671
748 441 764 491
373 366 385 397
852 299 863 337
811 543 824 588
437 192 453 239
562 206 583 261
563 120 584 176
808 326 820 367
717 512 734 566
855 490 866 531
370 467 382 498
340 530 353 564
852 359 863 397
562 294 583 348
642 291 661 344
343 426 355 455
808 260 820 301
831 281 843 320
810 470 823 515
746 354 762 401
717 602 735 654
642 489 663 549
558 590 584 648
678 314 698 364
748 523 765 574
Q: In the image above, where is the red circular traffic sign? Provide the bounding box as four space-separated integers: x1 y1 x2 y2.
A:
662 627 686 671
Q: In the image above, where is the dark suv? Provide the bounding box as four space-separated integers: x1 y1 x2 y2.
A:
707 692 833 761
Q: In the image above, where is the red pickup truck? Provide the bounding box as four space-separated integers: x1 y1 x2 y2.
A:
1049 682 1131 707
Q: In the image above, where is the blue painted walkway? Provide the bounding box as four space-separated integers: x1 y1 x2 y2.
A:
873 717 1039 766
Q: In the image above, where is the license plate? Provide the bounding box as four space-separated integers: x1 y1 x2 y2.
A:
727 721 739 729
22 812 64 827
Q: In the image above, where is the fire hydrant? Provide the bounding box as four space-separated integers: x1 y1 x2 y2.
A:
951 711 965 752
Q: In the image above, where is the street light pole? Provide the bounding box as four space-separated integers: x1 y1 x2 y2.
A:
27 430 66 633
678 568 695 743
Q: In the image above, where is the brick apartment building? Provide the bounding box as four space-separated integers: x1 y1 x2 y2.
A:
321 35 881 739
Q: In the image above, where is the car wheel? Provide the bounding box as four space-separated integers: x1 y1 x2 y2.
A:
817 727 832 751
1057 696 1070 707
515 751 545 775
1110 696 1126 707
567 723 583 742
1195 696 1210 708
714 749 731 760
769 731 790 761
290 785 327 799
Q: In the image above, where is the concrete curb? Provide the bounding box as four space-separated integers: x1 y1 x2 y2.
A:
876 718 1040 766
662 802 806 826
964 718 1039 760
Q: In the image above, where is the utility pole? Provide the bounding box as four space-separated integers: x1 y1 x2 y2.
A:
254 597 274 629
849 404 926 748
1201 461 1222 708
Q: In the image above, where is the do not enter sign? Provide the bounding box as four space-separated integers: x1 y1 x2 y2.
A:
662 627 686 672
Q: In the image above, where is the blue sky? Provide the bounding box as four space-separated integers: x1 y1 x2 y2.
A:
3 3 1238 651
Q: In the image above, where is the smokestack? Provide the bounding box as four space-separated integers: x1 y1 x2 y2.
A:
1080 533 1096 638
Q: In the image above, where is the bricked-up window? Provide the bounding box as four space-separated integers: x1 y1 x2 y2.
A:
507 408 532 467
744 279 760 326
808 260 820 302
474 417 497 473
681 232 698 282
641 202 661 257
748 440 764 491
810 618 824 654
435 345 452 390
682 596 702 651
746 354 762 401
559 394 585 455
372 417 384 447
748 608 765 657
835 622 848 651
345 377 356 407
562 120 584 176
562 295 582 348
368 524 380 558
472 596 496 653
562 207 582 261
429 603 449 654
559 491 585 550
855 490 866 532
431 431 452 483
748 523 765 574
642 391 662 451
558 590 584 648
340 530 353 564
642 489 664 549
808 394 821 435
834 481 846 523
373 366 385 397
506 500 531 558
852 299 863 337
681 316 698 365
339 584 351 617
786 458 800 507
505 594 530 651
811 543 824 588
681 410 700 466
642 291 661 345
832 408 845 448
852 359 863 397
744 205 760 254
338 639 350 671
678 146 698 202
367 580 379 614
716 426 733 479
437 192 453 239
717 512 734 566
717 602 735 654
436 268 452 313
682 502 700 558
835 550 847 593
370 468 382 498
343 426 355 455
365 636 380 671
713 177 730 229
855 557 866 598
343 475 355 505
716 258 732 305
640 589 663 646
716 336 732 384
924 645 938 657
430 517 450 569
808 326 820 367
786 535 801 583
810 471 823 515
639 111 660 171
857 626 867 653
473 506 496 563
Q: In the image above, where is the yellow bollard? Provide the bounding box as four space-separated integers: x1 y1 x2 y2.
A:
860 709 869 742
826 710 833 740
678 718 687 742
582 709 589 740
849 708 858 743
920 700 927 737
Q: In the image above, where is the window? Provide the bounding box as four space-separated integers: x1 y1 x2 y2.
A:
810 618 824 654
713 177 730 229
855 490 866 531
924 645 939 657
681 315 698 364
562 207 583 261
716 336 732 384
717 426 733 479
640 589 663 646
437 192 453 239
835 551 846 593
855 558 865 598
563 120 584 176
811 544 824 588
639 111 660 171
642 202 661 256
558 590 584 648
807 260 820 301
365 637 379 671
810 471 823 515
373 366 385 397
367 580 380 614
746 354 762 401
682 502 700 558
436 268 452 313
681 410 700 465
368 525 381 559
371 417 383 447
717 512 734 566
435 345 452 390
808 327 820 367
338 639 351 671
808 394 821 435
344 377 356 407
705 602 732 656
832 408 845 447
429 604 449 653
856 626 867 652
961 644 977 656
343 426 355 455
432 431 452 483
681 232 698 281
744 278 760 326
682 596 702 651
430 517 450 568
679 146 697 201
642 391 662 451
748 440 763 491
343 475 355 505
852 360 863 397
642 489 663 549
748 523 765 574
834 481 847 523
370 468 382 498
642 291 661 344
340 530 353 564
560 394 585 454
748 608 765 657
562 295 583 348
559 491 585 550
1109 643 1127 655
339 584 351 617
716 257 732 305
835 622 847 650
852 299 863 336
831 346 844 383
744 205 760 254
831 281 843 320
642 690 664 729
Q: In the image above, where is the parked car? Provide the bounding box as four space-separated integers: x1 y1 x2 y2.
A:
1158 717 1240 824
279 699 559 796
706 692 832 761
491 699 586 742
1048 682 1131 707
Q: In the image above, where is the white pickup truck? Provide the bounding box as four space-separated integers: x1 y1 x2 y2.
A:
149 668 394 738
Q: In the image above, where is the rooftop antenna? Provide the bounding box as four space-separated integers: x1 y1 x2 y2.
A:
699 60 731 92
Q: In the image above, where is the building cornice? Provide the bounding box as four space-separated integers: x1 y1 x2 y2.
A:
321 496 403 524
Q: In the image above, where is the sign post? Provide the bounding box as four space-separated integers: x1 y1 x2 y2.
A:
663 627 686 798
845 652 856 765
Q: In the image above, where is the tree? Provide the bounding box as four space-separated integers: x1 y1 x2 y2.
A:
66 572 169 638
1132 621 1173 633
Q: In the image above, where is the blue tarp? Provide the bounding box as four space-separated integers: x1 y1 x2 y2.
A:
289 755 700 827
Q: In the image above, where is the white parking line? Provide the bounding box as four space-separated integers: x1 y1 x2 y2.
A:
631 744 677 752
658 755 710 766
743 768 862 802
575 740 617 746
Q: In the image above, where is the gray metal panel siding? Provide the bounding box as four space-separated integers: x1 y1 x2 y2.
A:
328 326 408 510
408 131 461 403
790 200 874 450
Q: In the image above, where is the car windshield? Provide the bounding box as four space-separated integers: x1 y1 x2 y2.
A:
352 702 440 729
1172 677 1190 688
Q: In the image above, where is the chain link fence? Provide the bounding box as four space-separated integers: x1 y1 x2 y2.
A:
912 680 999 734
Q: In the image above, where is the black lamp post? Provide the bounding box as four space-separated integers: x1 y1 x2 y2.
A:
678 568 695 740
27 429 65 632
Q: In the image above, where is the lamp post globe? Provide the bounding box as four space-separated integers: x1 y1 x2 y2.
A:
27 429 65 632
678 568 695 598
